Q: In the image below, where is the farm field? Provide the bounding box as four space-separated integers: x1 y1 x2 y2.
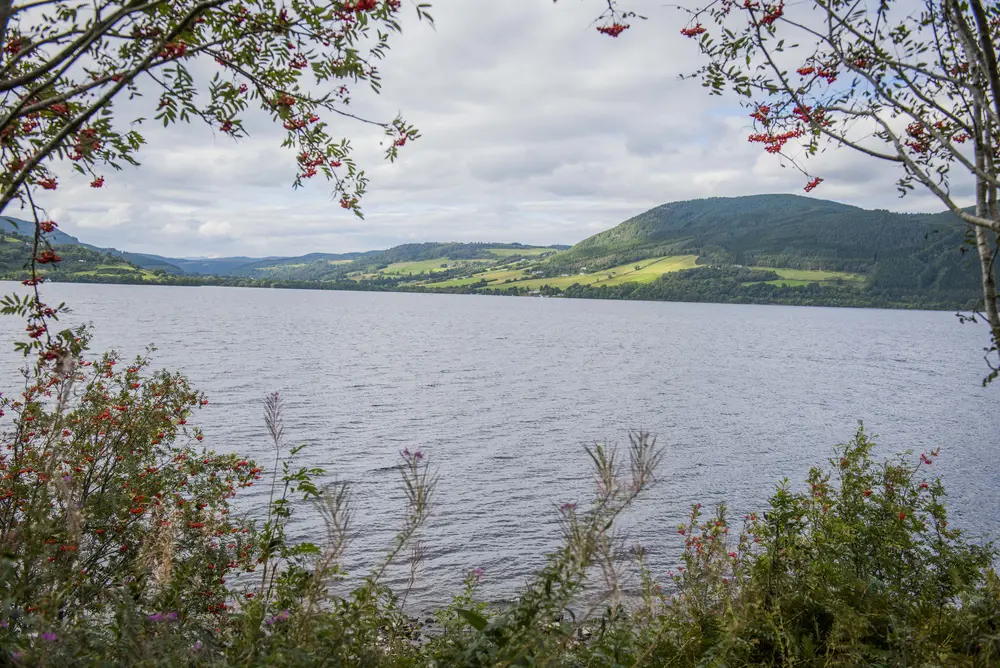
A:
72 264 160 279
750 267 866 283
380 258 481 275
504 255 700 290
424 267 527 288
744 267 867 287
484 247 561 258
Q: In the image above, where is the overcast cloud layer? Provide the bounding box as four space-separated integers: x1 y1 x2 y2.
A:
22 1 971 259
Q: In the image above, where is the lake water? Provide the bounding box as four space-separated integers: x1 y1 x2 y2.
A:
0 282 997 609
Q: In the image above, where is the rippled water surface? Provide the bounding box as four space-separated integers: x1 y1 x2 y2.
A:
1 283 997 608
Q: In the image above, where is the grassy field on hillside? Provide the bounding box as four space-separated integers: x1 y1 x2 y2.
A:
251 259 353 273
597 255 701 285
379 258 482 275
505 255 700 290
746 267 866 287
485 247 560 257
424 267 527 288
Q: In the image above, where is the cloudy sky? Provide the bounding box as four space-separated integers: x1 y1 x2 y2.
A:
27 0 967 259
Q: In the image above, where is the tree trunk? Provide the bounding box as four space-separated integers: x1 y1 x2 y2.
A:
974 168 1000 368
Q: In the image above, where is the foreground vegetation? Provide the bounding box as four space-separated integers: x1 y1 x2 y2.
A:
0 315 996 665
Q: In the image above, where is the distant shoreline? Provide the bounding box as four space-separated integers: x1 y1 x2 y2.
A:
6 274 968 313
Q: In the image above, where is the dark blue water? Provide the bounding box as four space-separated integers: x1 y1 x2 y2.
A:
0 283 996 608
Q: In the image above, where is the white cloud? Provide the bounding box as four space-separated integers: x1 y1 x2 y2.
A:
197 220 238 238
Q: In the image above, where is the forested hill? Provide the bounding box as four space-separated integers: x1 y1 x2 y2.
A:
0 195 985 310
548 194 980 304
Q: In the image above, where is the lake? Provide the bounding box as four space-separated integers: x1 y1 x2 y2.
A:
0 282 997 609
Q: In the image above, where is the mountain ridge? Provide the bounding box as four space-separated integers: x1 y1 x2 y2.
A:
0 194 986 311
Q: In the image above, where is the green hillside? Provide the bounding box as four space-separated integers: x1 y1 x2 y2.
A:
0 233 159 282
228 242 564 282
0 195 984 311
0 216 81 246
543 194 980 305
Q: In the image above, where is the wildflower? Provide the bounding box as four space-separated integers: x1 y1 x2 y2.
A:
472 567 485 581
193 641 203 651
266 609 291 625
41 632 57 641
559 502 576 512
147 612 164 622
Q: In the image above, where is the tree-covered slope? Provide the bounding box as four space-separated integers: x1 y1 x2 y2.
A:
0 233 155 282
0 216 80 246
550 194 981 303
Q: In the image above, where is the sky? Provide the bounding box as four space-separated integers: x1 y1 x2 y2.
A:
26 0 970 259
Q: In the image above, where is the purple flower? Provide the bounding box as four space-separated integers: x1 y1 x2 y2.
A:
402 447 411 458
192 640 203 651
560 503 577 512
471 567 484 581
414 450 423 461
41 632 57 642
1 619 7 628
146 613 164 622
266 609 291 626
165 612 178 621
11 650 22 662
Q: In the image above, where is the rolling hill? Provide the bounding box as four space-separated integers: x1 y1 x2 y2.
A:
0 195 986 310
0 216 81 246
542 194 980 304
